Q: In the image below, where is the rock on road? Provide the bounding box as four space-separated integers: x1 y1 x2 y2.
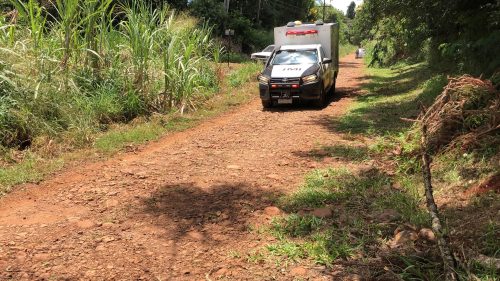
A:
0 55 366 280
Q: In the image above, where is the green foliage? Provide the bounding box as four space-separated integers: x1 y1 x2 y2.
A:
271 215 324 238
266 240 305 262
94 121 166 153
267 167 426 267
189 0 352 53
351 0 500 75
346 1 356 19
329 61 499 279
317 144 370 162
0 153 64 195
227 62 261 88
0 0 220 148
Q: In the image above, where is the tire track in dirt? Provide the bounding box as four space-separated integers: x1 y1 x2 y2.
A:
0 55 367 280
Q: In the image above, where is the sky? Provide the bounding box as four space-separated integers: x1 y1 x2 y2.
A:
324 0 363 13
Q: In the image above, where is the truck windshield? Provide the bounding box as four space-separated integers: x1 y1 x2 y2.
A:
271 50 318 65
263 45 275 52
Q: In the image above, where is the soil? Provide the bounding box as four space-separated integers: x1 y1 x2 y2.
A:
0 55 368 280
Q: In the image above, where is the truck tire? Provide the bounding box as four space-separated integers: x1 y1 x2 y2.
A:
328 77 336 96
314 87 326 108
262 100 273 109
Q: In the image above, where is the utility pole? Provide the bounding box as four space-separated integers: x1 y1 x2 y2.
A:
223 0 232 68
323 0 326 21
257 0 262 23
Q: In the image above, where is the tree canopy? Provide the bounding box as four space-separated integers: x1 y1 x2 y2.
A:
351 0 500 75
189 0 320 51
346 1 356 19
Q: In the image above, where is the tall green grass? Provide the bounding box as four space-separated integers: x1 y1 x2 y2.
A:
0 0 221 149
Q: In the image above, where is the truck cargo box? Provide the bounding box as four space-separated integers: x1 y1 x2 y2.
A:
274 22 339 70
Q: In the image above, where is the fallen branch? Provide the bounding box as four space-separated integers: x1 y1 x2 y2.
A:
421 124 458 281
400 117 419 123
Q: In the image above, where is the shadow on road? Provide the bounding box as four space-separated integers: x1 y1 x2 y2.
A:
138 182 281 279
263 84 362 113
142 182 279 240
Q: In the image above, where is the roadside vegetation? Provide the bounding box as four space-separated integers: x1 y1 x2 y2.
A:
237 2 499 273
242 1 498 279
0 59 260 194
242 60 498 280
0 0 264 195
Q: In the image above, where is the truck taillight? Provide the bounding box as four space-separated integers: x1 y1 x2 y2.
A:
286 30 318 36
291 84 299 89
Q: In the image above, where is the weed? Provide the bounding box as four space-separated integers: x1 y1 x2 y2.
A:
321 144 370 162
339 44 357 58
467 261 499 281
266 240 305 262
247 249 266 264
304 230 361 265
270 215 324 238
481 221 499 257
227 62 262 88
396 255 443 281
95 122 165 154
265 167 427 268
1 0 220 149
0 153 64 195
228 250 242 259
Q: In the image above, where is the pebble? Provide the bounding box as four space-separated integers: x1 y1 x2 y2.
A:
311 207 332 218
187 231 204 241
106 199 119 208
376 209 401 222
266 174 281 180
390 230 418 248
290 266 307 276
76 220 95 229
263 206 281 216
418 228 436 242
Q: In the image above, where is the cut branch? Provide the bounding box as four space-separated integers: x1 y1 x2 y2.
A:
421 124 458 281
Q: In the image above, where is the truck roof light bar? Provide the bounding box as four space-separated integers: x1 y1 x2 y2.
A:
286 30 318 36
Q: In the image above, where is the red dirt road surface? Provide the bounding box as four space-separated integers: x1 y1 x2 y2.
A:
0 55 366 280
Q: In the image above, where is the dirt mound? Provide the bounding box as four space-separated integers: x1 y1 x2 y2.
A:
465 172 500 196
420 75 499 152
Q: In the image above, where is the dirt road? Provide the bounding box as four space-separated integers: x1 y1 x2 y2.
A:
0 55 366 280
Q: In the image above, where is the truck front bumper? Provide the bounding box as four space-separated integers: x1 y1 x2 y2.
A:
259 81 322 102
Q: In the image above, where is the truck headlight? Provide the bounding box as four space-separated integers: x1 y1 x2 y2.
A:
258 74 270 84
302 74 318 84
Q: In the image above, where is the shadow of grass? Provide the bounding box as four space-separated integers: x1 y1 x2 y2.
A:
292 144 371 162
279 168 428 225
329 63 447 137
267 167 445 278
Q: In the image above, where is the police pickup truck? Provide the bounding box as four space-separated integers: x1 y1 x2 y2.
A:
257 21 339 108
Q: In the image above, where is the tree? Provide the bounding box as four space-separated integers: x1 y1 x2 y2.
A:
346 1 356 19
351 0 500 75
188 0 317 51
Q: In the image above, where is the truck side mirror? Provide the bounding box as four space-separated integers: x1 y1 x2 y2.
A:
322 58 332 64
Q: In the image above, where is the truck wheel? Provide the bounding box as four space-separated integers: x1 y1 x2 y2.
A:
262 100 273 109
328 77 336 96
314 87 326 108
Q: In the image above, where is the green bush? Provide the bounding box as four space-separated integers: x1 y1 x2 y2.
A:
0 0 221 148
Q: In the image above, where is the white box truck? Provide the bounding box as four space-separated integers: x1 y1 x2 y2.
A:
257 21 340 108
